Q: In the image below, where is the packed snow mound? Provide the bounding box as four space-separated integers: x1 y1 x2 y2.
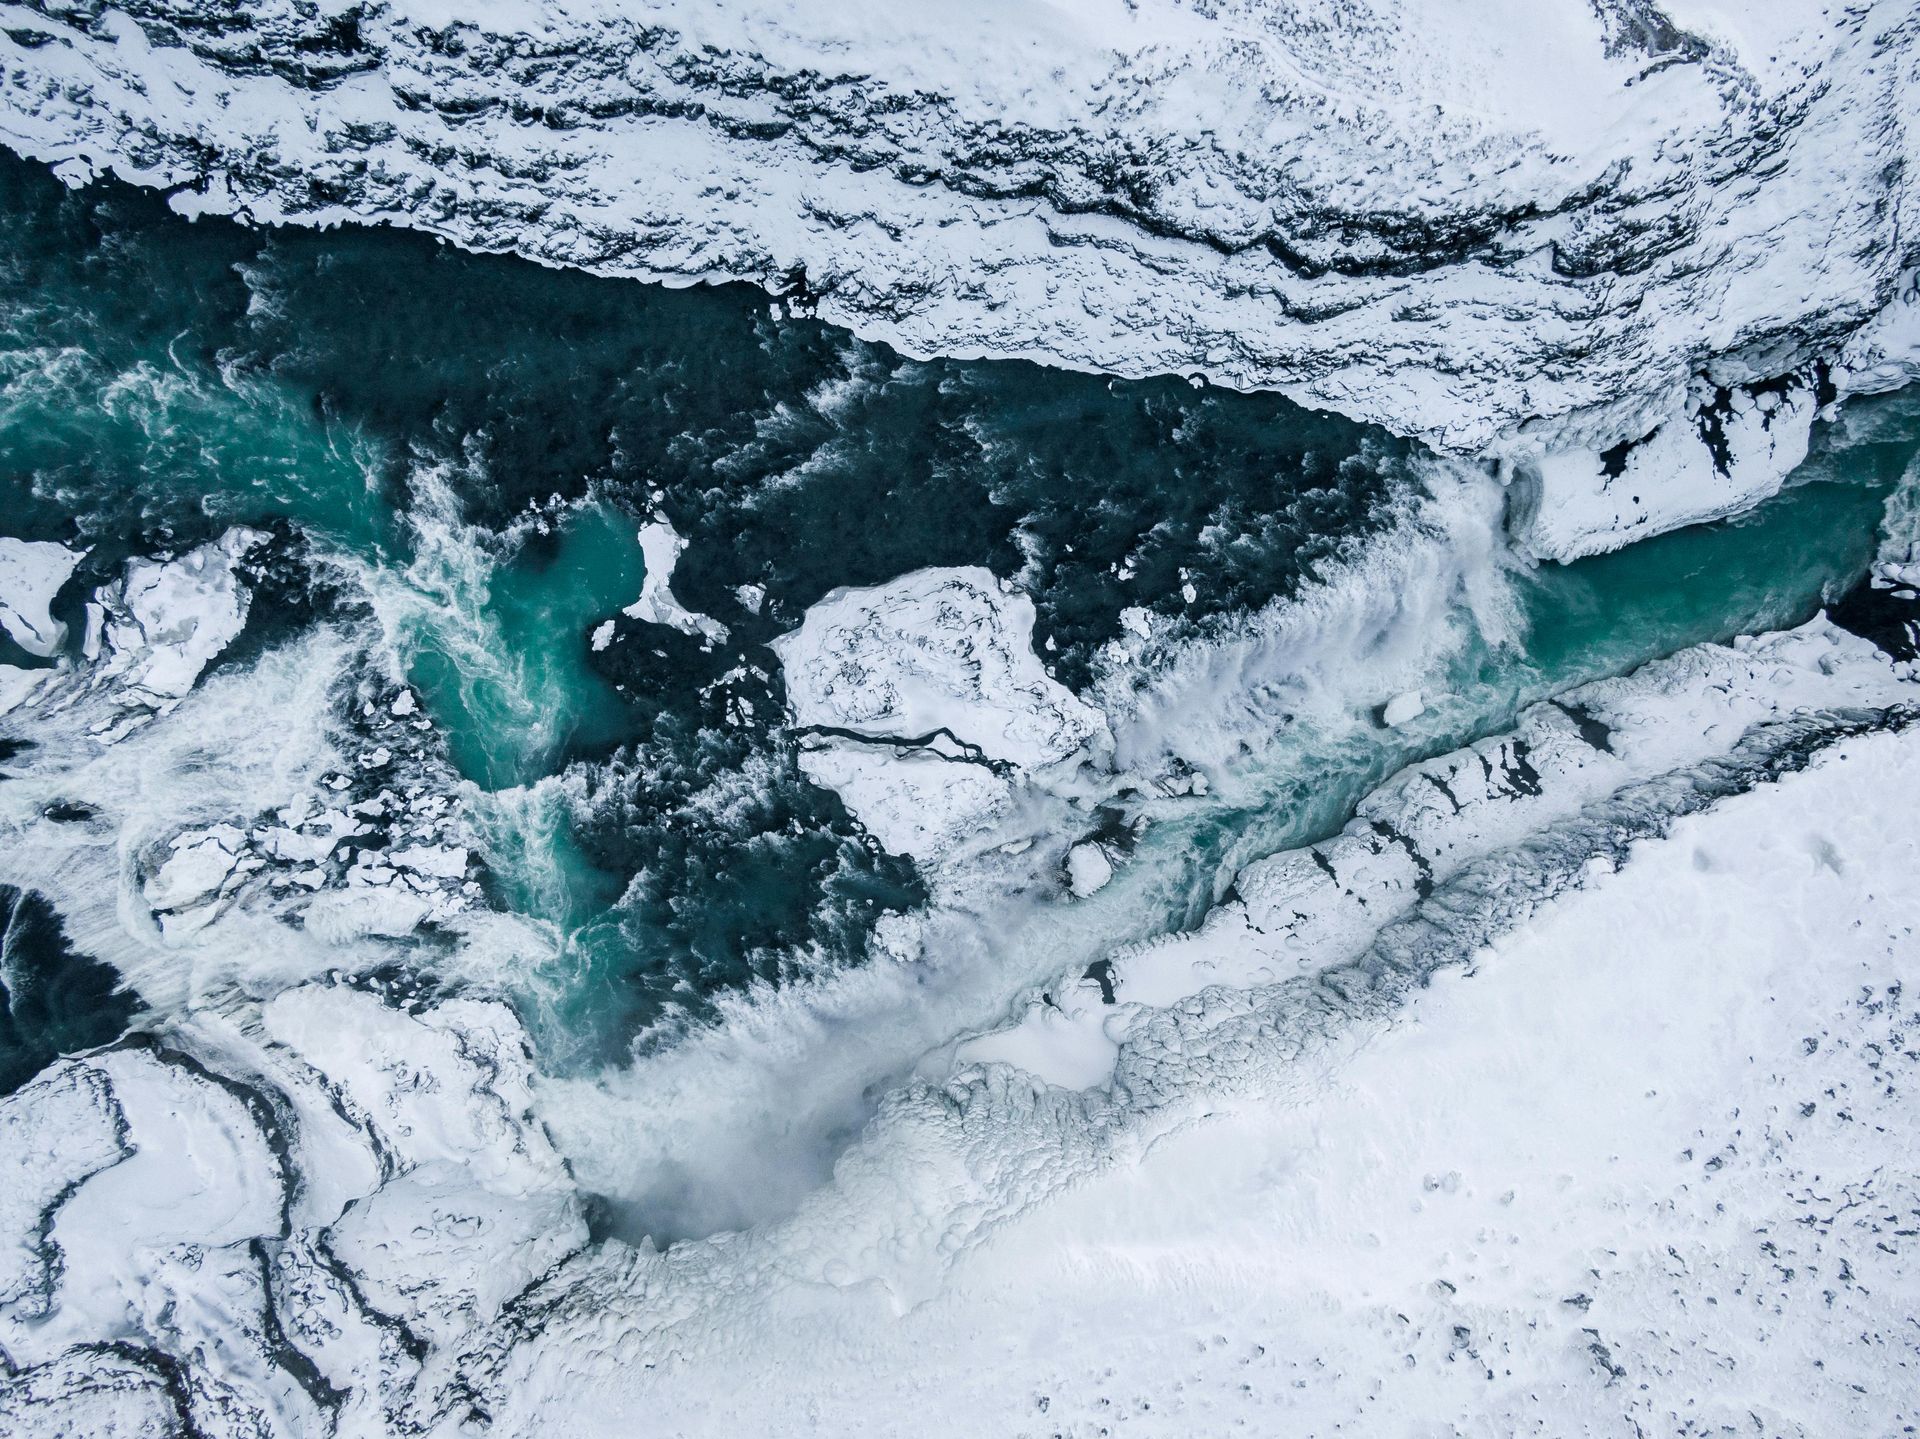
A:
774 567 1108 772
0 538 80 658
0 1 1915 456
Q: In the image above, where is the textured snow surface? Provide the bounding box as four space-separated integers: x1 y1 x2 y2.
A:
541 725 1920 1437
0 1 1915 462
4 600 1918 1436
88 527 264 721
775 566 1111 870
776 567 1108 771
0 537 80 657
1516 372 1821 560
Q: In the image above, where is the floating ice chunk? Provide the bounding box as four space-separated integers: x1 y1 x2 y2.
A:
389 844 469 879
94 528 264 711
0 539 81 657
389 689 418 717
1066 841 1115 897
143 827 245 912
589 619 615 651
625 519 728 645
261 827 336 865
301 887 434 941
734 582 766 615
1382 690 1426 726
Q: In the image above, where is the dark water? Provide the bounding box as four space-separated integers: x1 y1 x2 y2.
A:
0 149 1423 1068
2 145 1916 1092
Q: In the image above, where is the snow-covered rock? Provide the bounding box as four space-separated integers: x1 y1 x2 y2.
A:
1514 373 1820 561
774 566 1111 870
795 737 1014 866
0 539 81 658
0 665 53 716
775 567 1108 774
0 1 1914 465
0 982 590 1438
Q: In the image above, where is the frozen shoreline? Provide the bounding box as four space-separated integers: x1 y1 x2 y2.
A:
0 1 1915 481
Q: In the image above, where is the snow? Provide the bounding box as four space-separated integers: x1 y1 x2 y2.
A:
1065 840 1114 897
0 0 1911 481
4 588 1919 1435
958 614 1918 1089
773 566 1112 871
1381 688 1426 725
472 715 1920 1438
92 528 264 715
0 539 81 658
774 567 1108 773
744 726 1920 1437
1516 376 1819 562
624 519 727 645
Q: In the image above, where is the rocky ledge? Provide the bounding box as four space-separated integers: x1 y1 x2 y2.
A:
0 0 1915 476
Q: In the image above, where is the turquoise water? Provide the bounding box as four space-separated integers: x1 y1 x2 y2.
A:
1155 425 1910 929
2 145 1916 1083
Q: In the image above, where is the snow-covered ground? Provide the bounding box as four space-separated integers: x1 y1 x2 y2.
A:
0 0 1915 483
529 721 1920 1437
3 6 1920 1424
4 538 1917 1434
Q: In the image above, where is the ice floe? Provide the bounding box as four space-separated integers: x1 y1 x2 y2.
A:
624 519 727 646
0 538 81 658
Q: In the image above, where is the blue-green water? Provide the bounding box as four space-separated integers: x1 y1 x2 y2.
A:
1 145 1916 1086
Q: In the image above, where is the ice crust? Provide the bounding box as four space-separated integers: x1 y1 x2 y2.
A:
623 518 727 646
774 566 1111 872
0 0 1914 480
